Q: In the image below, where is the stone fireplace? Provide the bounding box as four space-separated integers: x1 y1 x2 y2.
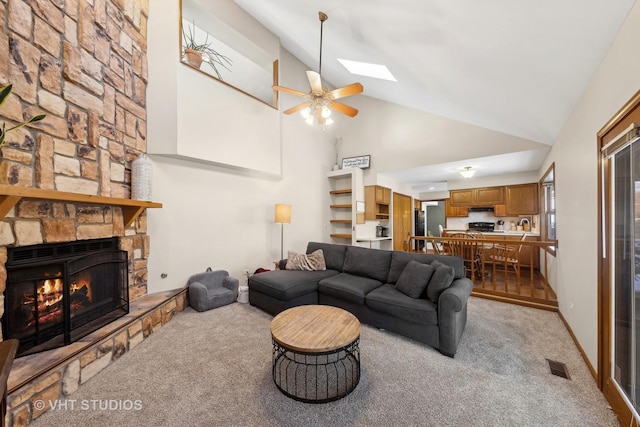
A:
0 0 162 424
4 238 129 357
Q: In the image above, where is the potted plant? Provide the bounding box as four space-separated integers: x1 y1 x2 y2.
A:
182 22 232 80
0 84 46 149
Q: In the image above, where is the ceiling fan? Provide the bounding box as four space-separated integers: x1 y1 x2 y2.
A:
273 12 364 125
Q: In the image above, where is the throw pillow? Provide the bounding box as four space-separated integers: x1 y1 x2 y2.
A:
285 249 326 271
426 261 455 303
395 260 435 299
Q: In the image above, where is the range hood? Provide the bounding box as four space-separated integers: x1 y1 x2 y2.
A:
468 207 495 212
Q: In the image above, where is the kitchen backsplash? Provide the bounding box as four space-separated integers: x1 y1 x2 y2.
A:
447 212 540 233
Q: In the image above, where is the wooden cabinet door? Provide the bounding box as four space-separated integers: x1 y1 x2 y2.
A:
476 187 505 205
450 189 474 206
364 186 375 220
375 186 390 204
494 204 507 217
393 192 412 251
506 183 539 215
445 199 469 217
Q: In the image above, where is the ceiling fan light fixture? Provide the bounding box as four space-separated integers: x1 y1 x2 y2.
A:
460 166 476 178
305 115 314 125
272 12 363 126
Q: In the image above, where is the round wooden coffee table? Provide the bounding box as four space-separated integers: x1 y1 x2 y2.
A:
270 305 361 403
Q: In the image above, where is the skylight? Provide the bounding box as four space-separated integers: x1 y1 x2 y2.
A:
337 59 396 82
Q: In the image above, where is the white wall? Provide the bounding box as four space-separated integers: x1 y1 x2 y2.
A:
146 5 334 291
540 1 640 369
334 95 549 187
148 0 281 177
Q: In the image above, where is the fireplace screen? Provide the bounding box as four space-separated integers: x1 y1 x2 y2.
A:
4 238 129 357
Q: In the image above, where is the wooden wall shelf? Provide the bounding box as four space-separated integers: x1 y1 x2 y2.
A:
0 185 162 228
330 233 352 239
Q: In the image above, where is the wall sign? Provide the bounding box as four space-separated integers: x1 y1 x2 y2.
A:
341 155 370 169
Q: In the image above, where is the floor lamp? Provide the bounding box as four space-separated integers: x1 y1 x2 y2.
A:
275 204 291 260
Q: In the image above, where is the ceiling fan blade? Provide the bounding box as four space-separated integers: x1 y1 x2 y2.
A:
306 71 324 96
273 85 308 97
327 82 363 100
328 101 359 117
283 101 312 115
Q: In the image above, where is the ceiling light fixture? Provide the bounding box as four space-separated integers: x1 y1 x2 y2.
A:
272 12 363 126
460 166 476 178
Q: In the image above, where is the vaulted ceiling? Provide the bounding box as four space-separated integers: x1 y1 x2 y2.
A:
234 0 636 187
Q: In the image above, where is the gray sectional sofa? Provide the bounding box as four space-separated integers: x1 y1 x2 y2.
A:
248 242 473 357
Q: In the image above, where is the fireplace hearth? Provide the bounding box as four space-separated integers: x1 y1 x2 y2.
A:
4 238 129 357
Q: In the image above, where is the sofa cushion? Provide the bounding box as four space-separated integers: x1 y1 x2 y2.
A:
366 284 438 325
318 273 383 305
395 260 435 298
342 246 392 282
387 252 431 284
426 261 455 303
248 269 338 300
307 242 346 272
285 249 326 271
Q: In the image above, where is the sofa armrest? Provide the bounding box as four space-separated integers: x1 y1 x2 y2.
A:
188 281 208 312
437 277 473 357
439 278 473 312
223 276 240 294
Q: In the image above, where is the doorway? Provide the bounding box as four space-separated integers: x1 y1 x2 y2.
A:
426 200 446 237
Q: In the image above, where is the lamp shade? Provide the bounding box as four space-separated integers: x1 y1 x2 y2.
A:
275 204 291 224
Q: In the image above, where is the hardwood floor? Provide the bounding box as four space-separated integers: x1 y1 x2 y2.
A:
470 267 558 311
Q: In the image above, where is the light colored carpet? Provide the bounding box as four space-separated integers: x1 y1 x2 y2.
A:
32 297 618 426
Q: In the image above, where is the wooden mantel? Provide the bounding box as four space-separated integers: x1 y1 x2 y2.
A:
0 185 162 227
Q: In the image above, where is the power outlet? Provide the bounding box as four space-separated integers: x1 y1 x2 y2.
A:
569 301 574 309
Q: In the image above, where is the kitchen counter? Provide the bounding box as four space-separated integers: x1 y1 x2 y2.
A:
444 229 540 237
482 231 540 237
356 236 392 249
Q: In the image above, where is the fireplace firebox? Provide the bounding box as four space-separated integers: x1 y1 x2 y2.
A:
3 238 129 357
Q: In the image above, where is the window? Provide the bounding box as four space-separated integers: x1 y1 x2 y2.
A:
540 163 556 254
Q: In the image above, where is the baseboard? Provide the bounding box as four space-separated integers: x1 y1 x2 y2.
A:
557 310 598 382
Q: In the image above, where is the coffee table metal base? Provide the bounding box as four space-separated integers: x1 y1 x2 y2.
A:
272 338 360 403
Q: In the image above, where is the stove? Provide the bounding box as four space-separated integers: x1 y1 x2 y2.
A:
468 222 495 232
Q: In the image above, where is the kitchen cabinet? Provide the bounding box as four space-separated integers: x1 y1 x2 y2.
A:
445 198 469 217
475 187 505 205
375 186 391 204
365 185 391 221
504 183 539 215
450 189 474 206
450 187 504 206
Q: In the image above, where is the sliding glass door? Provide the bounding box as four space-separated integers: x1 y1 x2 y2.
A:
604 124 640 414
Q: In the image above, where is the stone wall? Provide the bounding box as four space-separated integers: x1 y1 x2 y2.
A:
0 0 152 325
